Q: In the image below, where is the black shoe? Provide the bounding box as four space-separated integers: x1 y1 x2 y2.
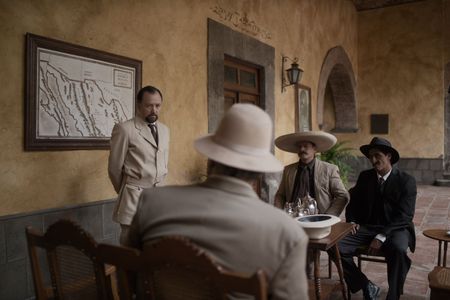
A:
362 281 380 300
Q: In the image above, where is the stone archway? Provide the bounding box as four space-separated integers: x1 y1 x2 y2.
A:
444 62 450 171
317 46 358 132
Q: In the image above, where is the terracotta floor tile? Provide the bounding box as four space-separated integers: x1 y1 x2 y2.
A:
318 185 450 299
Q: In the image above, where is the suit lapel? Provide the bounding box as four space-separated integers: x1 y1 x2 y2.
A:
155 122 165 147
135 117 157 148
313 159 321 197
382 167 398 197
287 163 298 200
366 170 379 214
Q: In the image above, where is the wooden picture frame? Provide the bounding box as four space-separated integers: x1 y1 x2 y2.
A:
296 84 312 132
25 33 142 150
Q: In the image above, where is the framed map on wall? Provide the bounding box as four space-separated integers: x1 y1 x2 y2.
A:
296 84 312 132
25 33 142 150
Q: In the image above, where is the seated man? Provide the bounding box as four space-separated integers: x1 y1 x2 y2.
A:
274 131 349 216
128 104 309 300
339 137 416 300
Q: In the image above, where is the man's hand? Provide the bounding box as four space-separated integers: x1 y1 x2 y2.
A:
351 223 360 235
368 238 383 255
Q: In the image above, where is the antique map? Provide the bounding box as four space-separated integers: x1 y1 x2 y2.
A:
37 48 135 139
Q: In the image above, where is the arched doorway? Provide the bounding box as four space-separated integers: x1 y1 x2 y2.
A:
444 62 450 171
317 46 358 132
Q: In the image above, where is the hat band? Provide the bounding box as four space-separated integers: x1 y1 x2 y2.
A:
213 135 269 156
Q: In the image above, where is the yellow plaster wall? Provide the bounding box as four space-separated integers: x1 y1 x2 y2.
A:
271 0 358 164
0 0 357 216
445 0 450 65
335 0 447 158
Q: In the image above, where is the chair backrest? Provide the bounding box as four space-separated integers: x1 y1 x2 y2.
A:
98 236 268 300
26 219 113 300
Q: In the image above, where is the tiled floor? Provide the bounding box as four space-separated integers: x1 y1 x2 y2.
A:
321 185 450 300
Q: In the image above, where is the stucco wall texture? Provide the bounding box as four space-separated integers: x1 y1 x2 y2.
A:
335 0 449 158
0 0 357 216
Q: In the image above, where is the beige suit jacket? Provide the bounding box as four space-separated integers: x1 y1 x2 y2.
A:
128 175 309 300
275 159 349 216
108 116 169 225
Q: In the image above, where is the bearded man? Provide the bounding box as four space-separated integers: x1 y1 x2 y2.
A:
274 131 349 216
108 85 170 245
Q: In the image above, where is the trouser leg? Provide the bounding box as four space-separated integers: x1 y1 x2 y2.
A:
119 224 131 245
336 226 377 293
383 229 411 300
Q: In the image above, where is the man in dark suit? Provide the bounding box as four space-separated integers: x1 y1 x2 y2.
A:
339 137 416 300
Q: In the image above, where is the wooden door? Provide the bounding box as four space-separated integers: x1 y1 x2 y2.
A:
223 56 263 196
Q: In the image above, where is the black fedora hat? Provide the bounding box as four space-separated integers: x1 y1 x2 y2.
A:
360 137 400 164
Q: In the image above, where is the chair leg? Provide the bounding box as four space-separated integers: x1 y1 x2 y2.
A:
328 255 332 279
357 255 362 270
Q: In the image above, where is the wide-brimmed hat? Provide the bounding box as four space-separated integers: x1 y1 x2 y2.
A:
194 104 283 173
275 131 337 153
360 137 400 164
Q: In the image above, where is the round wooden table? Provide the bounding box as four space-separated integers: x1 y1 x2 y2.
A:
423 229 450 267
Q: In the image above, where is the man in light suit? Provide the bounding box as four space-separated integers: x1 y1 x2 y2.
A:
274 131 349 216
108 85 169 245
128 104 309 300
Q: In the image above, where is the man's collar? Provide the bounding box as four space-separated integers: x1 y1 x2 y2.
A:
136 115 157 126
134 115 147 128
201 175 259 198
299 158 315 169
377 168 392 181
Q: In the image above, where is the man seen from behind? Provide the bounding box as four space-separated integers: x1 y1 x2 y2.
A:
128 104 309 299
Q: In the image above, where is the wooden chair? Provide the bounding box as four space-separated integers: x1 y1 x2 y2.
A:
429 267 450 300
355 247 387 270
424 229 450 300
328 246 387 300
26 219 116 300
98 236 268 300
326 247 386 278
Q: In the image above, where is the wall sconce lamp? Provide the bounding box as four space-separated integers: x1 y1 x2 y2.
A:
282 56 303 93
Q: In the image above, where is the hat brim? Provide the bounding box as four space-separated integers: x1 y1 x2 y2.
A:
275 131 337 153
194 135 283 173
360 144 400 164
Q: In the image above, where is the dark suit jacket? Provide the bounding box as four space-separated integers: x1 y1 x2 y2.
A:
346 167 417 252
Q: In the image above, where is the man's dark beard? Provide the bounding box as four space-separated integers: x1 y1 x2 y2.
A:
145 114 158 123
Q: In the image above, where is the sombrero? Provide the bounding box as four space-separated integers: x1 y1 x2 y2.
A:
275 131 337 153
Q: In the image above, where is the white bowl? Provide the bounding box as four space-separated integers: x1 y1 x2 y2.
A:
296 214 341 239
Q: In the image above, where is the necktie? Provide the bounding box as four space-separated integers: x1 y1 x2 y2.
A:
149 124 158 145
378 177 385 194
299 166 310 198
290 164 311 203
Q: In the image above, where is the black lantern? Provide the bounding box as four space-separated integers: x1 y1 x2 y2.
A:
282 56 303 92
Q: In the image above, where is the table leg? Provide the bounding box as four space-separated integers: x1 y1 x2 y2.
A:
314 249 321 300
332 245 348 300
438 241 442 266
444 242 448 267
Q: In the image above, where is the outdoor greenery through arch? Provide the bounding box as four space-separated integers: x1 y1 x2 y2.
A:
319 141 355 187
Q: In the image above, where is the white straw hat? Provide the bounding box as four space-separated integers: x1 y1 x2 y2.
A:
194 104 283 173
275 131 337 153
